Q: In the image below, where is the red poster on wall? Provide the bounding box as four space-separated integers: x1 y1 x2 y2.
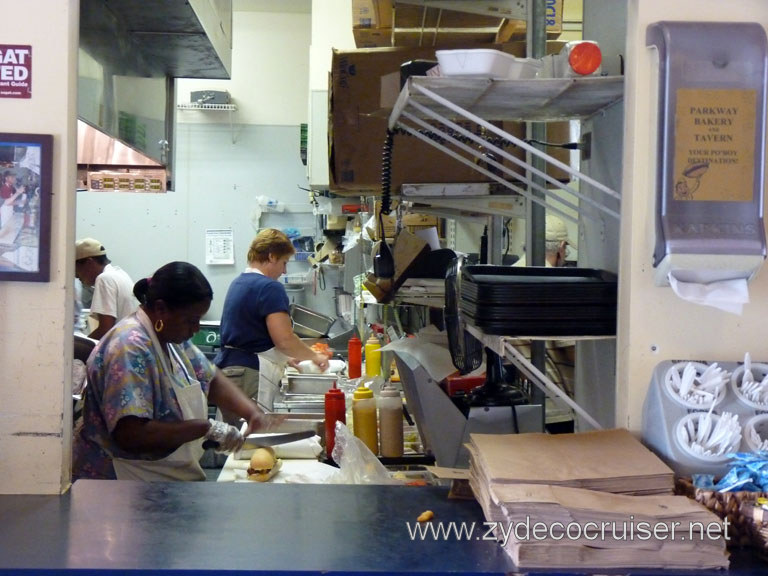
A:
0 45 32 99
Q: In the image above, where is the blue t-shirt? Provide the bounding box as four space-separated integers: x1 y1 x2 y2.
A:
214 271 290 370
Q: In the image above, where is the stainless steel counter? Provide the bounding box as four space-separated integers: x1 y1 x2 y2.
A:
0 480 514 574
0 480 765 575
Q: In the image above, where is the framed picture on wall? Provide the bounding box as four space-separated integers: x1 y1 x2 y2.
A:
0 133 52 282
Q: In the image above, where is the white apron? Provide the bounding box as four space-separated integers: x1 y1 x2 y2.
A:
0 204 13 228
112 309 208 482
240 266 290 412
256 347 290 411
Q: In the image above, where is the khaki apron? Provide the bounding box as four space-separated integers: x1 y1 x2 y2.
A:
112 309 208 482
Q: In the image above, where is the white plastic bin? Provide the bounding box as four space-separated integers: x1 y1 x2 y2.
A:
436 49 541 79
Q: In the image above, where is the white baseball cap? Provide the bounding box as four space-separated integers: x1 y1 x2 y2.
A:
545 215 576 248
75 238 106 261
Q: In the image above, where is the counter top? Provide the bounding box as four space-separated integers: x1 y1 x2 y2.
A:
0 480 765 575
0 480 515 575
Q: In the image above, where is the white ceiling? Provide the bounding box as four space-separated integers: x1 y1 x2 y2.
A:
233 0 311 13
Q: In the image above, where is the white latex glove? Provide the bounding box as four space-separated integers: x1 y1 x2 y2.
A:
205 419 244 453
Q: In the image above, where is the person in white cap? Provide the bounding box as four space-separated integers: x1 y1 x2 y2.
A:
513 214 574 268
75 238 138 339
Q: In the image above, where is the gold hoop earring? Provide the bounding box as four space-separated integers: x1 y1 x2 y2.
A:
154 319 164 333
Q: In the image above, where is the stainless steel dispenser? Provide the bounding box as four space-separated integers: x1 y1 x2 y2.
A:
647 21 767 286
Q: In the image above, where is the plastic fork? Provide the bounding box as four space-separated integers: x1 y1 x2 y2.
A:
744 352 755 385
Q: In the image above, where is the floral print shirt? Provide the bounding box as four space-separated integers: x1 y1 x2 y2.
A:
72 313 215 480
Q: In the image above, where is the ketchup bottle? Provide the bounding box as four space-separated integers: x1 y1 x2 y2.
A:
324 382 346 461
347 335 362 379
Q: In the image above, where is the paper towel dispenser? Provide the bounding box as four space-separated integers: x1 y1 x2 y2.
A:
647 21 767 286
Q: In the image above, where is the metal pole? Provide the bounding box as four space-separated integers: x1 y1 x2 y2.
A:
527 0 548 425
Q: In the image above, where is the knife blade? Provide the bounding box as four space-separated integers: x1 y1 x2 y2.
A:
202 429 316 451
240 430 316 449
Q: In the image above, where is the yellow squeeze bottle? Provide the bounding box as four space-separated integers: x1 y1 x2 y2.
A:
352 386 378 454
364 334 382 378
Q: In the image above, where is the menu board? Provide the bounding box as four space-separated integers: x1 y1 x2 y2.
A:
673 88 756 202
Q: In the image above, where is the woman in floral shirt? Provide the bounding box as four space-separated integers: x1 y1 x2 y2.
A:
73 261 269 481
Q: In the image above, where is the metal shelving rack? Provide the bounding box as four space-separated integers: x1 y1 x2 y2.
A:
387 75 624 224
387 73 625 430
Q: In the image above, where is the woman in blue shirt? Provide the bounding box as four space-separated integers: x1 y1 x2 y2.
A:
215 229 329 422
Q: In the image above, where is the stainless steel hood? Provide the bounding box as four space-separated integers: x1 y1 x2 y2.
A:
78 0 233 174
79 0 232 80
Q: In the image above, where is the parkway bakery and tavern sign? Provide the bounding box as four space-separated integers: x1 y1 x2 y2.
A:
0 45 32 99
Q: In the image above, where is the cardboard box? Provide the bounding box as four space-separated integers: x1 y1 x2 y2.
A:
329 43 574 194
372 200 439 240
352 1 563 48
330 45 518 194
87 170 166 193
354 26 517 48
352 0 394 30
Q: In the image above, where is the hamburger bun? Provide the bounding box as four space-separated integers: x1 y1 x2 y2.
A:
246 447 281 482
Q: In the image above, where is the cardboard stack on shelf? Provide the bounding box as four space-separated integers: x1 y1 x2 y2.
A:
351 0 563 48
329 41 573 194
331 0 573 195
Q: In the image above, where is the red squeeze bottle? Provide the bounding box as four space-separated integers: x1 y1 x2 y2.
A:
347 335 362 379
324 382 346 461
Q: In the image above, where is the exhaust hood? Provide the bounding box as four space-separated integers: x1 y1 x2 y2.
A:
76 119 167 192
77 120 162 167
78 0 233 176
79 0 232 80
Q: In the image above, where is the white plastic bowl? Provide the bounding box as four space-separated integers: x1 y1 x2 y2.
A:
744 413 768 453
436 49 540 79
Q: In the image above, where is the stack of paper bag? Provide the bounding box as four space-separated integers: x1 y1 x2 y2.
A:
468 428 675 498
488 483 729 570
467 429 728 569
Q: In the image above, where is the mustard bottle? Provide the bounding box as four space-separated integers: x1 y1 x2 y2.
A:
352 386 378 455
364 334 382 378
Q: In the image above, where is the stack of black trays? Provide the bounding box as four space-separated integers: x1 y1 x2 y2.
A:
459 265 618 336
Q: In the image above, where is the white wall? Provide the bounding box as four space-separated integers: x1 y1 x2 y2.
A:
308 0 355 188
77 8 317 320
618 0 768 430
0 0 78 495
178 10 311 125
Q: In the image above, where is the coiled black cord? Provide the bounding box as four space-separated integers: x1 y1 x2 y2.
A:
381 129 394 218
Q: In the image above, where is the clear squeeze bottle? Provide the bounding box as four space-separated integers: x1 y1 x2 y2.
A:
378 384 404 458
